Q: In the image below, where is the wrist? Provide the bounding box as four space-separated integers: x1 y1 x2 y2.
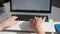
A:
35 28 45 34
0 22 8 29
0 22 5 31
35 26 43 31
35 26 46 34
0 26 4 31
35 24 42 29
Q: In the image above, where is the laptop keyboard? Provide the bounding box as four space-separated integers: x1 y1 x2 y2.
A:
12 14 49 22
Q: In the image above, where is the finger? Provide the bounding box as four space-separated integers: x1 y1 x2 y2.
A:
10 16 18 20
6 16 18 21
29 19 34 25
42 17 46 22
39 17 42 20
37 17 40 20
29 19 36 25
9 21 18 26
13 21 18 25
34 17 38 21
29 19 33 23
29 19 34 28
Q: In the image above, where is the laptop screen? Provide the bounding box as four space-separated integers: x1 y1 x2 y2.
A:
11 0 51 13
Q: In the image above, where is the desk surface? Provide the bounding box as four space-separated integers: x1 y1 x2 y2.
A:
3 19 57 32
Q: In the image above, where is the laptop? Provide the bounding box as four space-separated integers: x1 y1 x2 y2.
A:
10 0 52 22
5 0 52 32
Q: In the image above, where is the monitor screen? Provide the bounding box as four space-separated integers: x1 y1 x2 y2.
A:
10 0 51 13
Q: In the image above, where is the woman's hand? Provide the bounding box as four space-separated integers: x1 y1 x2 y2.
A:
29 17 46 34
1 16 18 28
29 17 46 30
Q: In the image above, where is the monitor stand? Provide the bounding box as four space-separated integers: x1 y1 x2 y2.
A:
12 14 49 22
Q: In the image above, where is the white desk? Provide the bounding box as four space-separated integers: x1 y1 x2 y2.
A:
2 19 55 34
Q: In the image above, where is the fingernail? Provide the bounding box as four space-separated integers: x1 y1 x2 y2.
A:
34 16 36 18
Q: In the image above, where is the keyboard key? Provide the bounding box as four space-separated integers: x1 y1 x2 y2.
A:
12 14 49 22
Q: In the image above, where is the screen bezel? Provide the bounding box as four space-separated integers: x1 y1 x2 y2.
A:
10 0 52 13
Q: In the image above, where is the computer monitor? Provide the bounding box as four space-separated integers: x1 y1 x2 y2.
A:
10 0 52 13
